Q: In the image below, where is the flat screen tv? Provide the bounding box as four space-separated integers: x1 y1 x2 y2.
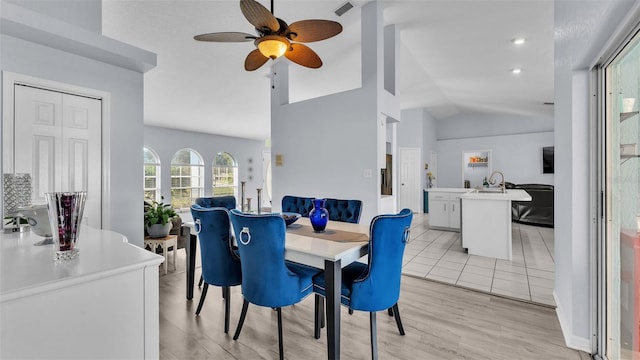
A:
542 146 554 174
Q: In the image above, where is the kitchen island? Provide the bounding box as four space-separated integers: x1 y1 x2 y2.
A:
460 189 532 260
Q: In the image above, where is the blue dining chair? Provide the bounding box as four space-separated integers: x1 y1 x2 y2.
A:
312 208 413 360
195 195 236 210
190 205 242 334
195 196 237 288
228 209 321 360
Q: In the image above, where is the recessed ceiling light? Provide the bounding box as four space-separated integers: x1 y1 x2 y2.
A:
511 68 522 74
512 37 526 45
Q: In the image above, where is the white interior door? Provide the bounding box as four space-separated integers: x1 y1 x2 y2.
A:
13 84 102 228
399 147 421 212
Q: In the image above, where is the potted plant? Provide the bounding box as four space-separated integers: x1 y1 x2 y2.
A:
144 197 177 238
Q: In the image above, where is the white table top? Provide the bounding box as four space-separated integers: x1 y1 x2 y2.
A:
185 216 370 270
0 226 164 302
285 217 369 269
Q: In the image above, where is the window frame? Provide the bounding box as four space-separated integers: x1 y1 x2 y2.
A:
212 152 238 199
143 146 161 203
170 148 204 211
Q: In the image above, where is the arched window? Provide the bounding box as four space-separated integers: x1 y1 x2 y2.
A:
170 148 204 210
143 147 160 202
212 152 238 198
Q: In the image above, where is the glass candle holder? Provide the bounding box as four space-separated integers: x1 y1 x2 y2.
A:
45 192 87 261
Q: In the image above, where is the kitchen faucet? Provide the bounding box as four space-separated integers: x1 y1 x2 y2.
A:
488 170 506 193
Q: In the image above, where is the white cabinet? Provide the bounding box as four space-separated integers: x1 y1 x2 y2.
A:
427 190 465 231
0 227 164 359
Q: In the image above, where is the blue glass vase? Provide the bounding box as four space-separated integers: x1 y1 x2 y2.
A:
309 198 329 232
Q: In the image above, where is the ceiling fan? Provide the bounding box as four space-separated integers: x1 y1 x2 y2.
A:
194 0 343 71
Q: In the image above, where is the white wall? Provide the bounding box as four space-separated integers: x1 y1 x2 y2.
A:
271 80 380 223
1 1 155 246
437 113 553 140
143 125 265 221
6 0 101 33
554 0 637 352
270 1 395 225
436 132 554 188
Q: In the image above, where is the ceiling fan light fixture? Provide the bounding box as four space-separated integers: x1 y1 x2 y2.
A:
255 35 290 59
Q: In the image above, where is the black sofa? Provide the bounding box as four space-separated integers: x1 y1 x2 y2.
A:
505 183 554 227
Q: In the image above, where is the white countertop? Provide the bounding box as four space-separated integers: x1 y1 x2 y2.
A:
0 226 163 301
424 188 474 193
460 189 532 201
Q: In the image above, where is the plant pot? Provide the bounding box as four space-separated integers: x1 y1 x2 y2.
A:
146 223 172 238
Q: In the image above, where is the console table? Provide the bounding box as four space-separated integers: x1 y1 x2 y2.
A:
0 226 164 359
145 234 177 274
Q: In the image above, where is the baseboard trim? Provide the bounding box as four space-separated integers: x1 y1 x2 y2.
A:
554 290 592 353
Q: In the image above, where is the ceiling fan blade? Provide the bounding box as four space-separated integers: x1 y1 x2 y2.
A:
194 32 256 42
240 0 280 32
245 49 270 71
285 20 343 43
284 43 322 69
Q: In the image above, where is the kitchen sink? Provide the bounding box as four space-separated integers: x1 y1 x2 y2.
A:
476 188 507 193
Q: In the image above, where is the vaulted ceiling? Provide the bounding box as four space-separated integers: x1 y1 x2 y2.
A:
102 0 554 141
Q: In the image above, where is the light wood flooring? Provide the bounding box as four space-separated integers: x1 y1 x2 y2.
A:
158 252 589 359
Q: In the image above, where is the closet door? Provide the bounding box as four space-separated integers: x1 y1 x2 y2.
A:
13 85 102 228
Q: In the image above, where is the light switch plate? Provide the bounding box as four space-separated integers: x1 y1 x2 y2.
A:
621 144 637 156
363 169 373 178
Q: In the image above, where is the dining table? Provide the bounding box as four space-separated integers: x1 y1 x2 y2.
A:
185 215 370 360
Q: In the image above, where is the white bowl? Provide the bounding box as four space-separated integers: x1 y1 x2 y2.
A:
19 204 52 238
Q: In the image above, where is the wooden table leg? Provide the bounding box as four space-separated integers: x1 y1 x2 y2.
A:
163 242 168 275
172 238 177 271
325 259 341 360
186 234 197 300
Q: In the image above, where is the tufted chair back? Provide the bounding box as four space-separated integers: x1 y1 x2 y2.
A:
324 198 362 224
281 195 313 216
195 196 236 210
281 195 363 224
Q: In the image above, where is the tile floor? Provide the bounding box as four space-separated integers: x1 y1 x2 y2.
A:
403 212 556 306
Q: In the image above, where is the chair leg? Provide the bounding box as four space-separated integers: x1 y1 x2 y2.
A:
392 303 405 336
349 308 353 315
320 298 325 328
233 298 250 340
198 275 204 288
195 283 209 315
277 307 284 360
314 294 324 339
223 286 230 333
388 307 393 316
370 311 378 360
